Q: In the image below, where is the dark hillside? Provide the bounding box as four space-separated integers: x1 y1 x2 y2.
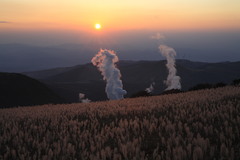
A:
0 72 64 108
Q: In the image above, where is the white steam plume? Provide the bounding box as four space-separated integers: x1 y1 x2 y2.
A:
91 49 127 100
145 82 155 93
159 45 181 90
79 93 85 99
79 93 91 103
150 33 165 40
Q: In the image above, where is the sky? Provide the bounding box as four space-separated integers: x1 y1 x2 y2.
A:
1 0 240 32
0 0 240 72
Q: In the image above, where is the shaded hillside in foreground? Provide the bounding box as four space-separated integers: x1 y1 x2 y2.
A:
1 86 240 159
0 72 64 108
24 60 240 102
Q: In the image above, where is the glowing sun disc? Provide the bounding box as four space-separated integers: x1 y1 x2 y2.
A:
95 24 101 30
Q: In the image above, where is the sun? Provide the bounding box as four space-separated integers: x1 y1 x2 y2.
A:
95 23 101 30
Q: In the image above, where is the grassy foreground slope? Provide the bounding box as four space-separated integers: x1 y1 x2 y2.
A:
1 86 240 160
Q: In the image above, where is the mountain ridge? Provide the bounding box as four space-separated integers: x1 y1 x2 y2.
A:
23 60 240 102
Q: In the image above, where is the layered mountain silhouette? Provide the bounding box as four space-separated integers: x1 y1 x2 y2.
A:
24 60 240 102
0 72 64 108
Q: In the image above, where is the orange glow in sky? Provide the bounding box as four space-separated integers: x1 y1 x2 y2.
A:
0 0 240 32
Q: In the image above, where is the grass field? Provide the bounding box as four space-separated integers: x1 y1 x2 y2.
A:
1 86 240 159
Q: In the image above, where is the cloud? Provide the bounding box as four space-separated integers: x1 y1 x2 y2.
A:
150 33 165 40
0 21 11 24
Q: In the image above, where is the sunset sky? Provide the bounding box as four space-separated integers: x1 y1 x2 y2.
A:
0 0 240 71
1 0 240 32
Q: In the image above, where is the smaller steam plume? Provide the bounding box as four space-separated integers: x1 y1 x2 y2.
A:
145 82 155 94
91 49 127 100
159 45 181 90
150 33 165 40
79 93 91 103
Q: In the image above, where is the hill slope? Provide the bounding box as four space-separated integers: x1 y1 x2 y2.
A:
0 72 64 108
1 86 240 159
24 60 240 102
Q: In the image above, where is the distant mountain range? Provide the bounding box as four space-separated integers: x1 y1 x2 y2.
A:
24 60 240 102
2 43 240 72
0 72 64 108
